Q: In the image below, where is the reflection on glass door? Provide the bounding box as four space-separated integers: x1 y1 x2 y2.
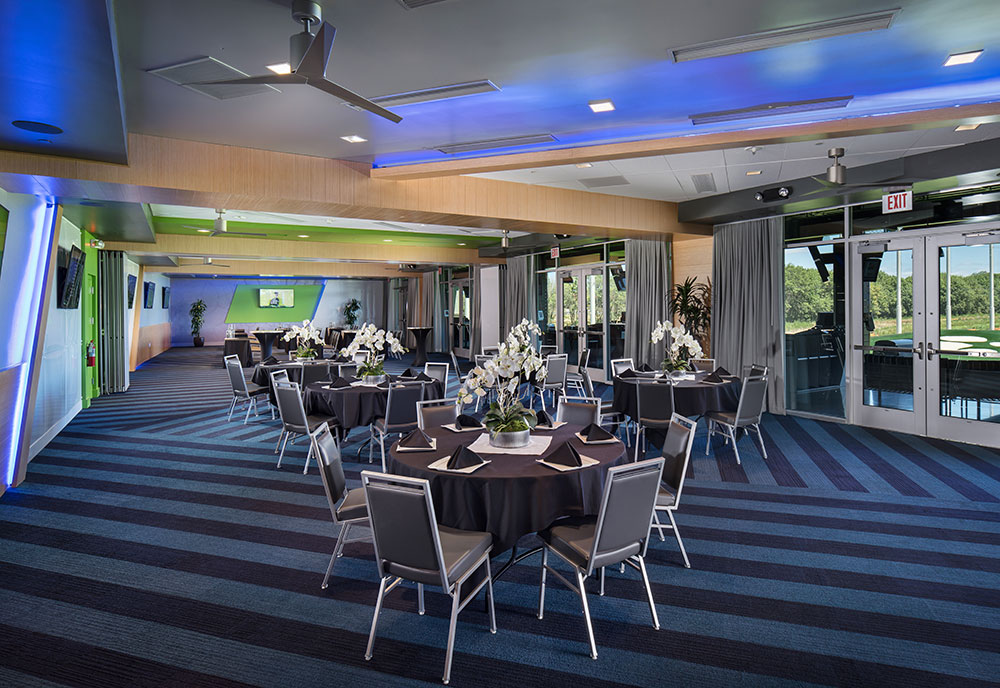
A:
450 280 471 358
609 265 626 364
560 272 579 365
584 270 605 381
537 272 557 346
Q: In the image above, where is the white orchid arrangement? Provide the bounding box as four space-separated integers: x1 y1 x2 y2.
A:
283 319 324 359
651 321 704 371
340 322 406 377
457 319 547 433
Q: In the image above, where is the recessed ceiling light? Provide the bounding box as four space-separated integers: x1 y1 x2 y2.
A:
944 50 983 66
11 119 63 135
588 99 615 113
341 135 367 143
576 162 594 169
267 62 292 75
197 229 211 233
383 238 393 242
457 242 466 246
297 234 309 238
955 123 981 131
746 170 763 176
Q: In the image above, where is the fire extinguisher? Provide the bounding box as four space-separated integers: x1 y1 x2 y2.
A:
86 340 96 367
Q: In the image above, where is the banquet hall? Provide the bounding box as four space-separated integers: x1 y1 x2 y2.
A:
0 1 998 686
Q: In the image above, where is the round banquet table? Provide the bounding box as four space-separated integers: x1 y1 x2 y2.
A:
387 423 627 554
407 326 433 367
303 377 445 431
252 360 342 404
252 330 284 360
223 337 253 367
612 371 741 420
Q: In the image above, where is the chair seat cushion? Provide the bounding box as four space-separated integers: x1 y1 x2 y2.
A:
306 415 338 431
335 487 368 522
639 417 673 429
656 485 676 507
374 417 418 435
438 525 492 584
566 372 584 382
706 410 737 425
246 382 269 396
539 516 597 569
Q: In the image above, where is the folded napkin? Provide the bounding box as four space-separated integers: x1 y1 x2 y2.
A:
415 372 434 382
582 423 615 442
399 428 433 449
455 413 483 430
262 356 279 366
638 363 654 372
328 376 352 389
535 409 555 428
716 366 732 377
400 368 415 378
547 441 583 467
704 369 725 383
619 368 638 379
447 445 485 469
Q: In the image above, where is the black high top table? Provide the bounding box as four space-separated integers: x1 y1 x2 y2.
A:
408 326 433 367
252 330 284 360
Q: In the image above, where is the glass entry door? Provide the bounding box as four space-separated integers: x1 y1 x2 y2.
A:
849 227 1000 447
450 280 471 358
555 267 608 382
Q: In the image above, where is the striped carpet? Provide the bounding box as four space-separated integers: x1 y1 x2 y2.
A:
1 346 998 687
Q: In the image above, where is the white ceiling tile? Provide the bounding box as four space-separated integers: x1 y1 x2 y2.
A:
665 150 726 171
723 144 786 166
727 162 782 191
609 156 670 175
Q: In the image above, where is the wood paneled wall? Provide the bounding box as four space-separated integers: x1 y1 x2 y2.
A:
133 323 171 369
672 234 713 290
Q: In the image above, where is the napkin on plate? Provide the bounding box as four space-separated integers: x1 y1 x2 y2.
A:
415 372 434 382
262 356 279 366
638 363 655 372
455 414 483 430
582 423 615 442
328 376 352 389
399 428 433 449
703 369 725 383
618 368 638 379
547 441 583 467
535 409 555 429
400 368 415 378
447 445 485 469
716 366 732 377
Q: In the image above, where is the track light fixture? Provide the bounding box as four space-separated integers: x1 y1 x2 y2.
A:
755 186 793 202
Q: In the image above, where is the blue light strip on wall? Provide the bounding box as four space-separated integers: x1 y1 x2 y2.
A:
5 200 58 487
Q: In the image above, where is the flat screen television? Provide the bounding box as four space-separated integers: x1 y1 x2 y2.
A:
57 245 85 309
161 286 170 309
143 281 155 309
127 274 138 308
260 288 294 308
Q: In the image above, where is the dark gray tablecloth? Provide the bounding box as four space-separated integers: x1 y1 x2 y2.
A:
612 372 741 419
223 338 253 367
303 377 445 430
387 423 626 552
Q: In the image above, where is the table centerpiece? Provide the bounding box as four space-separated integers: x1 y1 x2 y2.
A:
340 322 406 384
458 319 547 448
283 319 324 360
651 321 704 372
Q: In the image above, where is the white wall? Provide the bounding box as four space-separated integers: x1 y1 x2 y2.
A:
29 217 83 457
138 272 172 327
480 266 501 348
314 279 385 330
123 257 139 389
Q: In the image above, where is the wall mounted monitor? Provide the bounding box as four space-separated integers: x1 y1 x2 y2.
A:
57 245 85 309
143 280 155 308
259 288 294 308
161 286 170 309
127 274 138 308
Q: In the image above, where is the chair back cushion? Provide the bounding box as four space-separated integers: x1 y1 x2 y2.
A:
578 348 590 369
300 362 330 387
312 425 347 518
611 358 635 377
660 417 695 499
737 375 769 425
556 398 599 426
423 363 449 386
225 357 247 394
580 368 596 398
386 383 424 427
363 473 444 586
690 358 715 372
637 381 674 424
275 381 309 430
546 354 569 385
419 400 459 429
591 458 663 570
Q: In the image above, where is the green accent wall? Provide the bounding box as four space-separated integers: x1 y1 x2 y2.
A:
81 235 100 408
225 284 322 323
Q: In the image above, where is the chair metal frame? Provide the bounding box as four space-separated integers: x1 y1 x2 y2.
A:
361 471 496 685
610 358 635 377
651 414 697 568
555 396 601 426
272 379 323 474
537 458 664 659
482 344 501 357
225 355 268 424
705 373 769 464
416 397 460 430
423 362 450 389
566 347 590 396
268 368 290 420
634 378 675 462
533 353 568 413
579 367 630 445
309 423 370 589
449 351 469 388
370 382 425 471
689 358 716 372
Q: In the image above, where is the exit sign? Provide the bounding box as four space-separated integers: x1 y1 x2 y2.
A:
882 189 913 214
550 246 560 259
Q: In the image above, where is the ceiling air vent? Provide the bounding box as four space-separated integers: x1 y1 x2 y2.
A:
668 9 899 62
437 134 556 155
690 173 718 194
397 0 451 8
580 176 630 189
147 57 279 100
346 80 500 110
690 95 853 125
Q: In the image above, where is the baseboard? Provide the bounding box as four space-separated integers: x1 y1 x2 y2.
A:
29 399 83 460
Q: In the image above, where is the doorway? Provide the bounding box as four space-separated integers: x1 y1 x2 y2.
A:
449 279 472 358
554 266 608 382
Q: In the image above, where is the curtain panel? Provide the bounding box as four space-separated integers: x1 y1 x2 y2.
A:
98 251 128 394
469 264 483 356
420 270 438 351
502 254 533 335
624 239 669 367
711 217 785 414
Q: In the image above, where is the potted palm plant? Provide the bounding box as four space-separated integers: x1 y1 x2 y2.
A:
189 299 207 347
669 276 712 352
344 298 361 328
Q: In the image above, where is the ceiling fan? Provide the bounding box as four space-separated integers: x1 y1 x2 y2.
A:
202 257 231 268
191 0 401 123
181 209 269 237
802 147 918 197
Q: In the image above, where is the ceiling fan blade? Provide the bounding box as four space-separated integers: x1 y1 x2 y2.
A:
294 21 336 77
215 230 269 237
311 77 402 123
180 224 211 231
188 74 306 86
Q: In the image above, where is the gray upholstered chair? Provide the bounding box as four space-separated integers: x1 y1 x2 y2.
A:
482 344 501 356
310 422 369 589
370 382 425 471
533 353 568 413
745 363 768 377
334 362 357 379
566 348 590 396
417 397 460 430
652 414 696 568
705 374 768 464
268 368 290 421
423 362 450 388
634 379 675 462
300 361 331 387
689 358 715 372
273 380 338 474
610 358 635 377
555 396 600 426
536 457 665 659
353 349 371 366
361 471 496 685
539 344 558 357
580 367 629 445
225 355 268 424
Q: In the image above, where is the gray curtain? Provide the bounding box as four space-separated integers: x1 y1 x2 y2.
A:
405 277 420 344
503 254 533 334
98 251 128 393
420 270 436 350
469 265 483 356
625 239 670 367
711 217 785 414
